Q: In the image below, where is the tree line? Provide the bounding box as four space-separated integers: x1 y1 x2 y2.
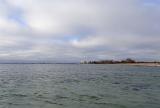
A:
81 58 160 64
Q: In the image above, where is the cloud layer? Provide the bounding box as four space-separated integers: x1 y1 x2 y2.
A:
0 0 160 62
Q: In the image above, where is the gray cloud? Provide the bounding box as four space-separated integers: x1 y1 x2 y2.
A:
0 0 160 62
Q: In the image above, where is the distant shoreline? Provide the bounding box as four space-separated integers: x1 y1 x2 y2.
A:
81 58 160 67
81 63 160 67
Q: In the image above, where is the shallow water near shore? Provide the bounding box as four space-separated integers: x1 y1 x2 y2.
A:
0 64 160 108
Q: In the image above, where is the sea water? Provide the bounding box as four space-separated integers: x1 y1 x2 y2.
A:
0 64 160 108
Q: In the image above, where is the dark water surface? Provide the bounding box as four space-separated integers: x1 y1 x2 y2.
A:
0 64 160 108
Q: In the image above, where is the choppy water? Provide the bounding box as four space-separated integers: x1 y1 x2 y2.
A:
0 64 160 108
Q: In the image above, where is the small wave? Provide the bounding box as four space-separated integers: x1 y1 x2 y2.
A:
79 94 101 100
11 94 27 98
44 100 64 106
55 95 69 100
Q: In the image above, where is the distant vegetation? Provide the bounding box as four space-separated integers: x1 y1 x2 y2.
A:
81 58 160 64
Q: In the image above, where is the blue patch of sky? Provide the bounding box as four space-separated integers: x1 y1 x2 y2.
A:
141 0 160 6
144 0 160 4
61 26 96 41
44 27 95 45
7 8 28 28
0 0 5 4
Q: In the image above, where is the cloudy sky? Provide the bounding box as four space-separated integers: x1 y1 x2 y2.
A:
0 0 160 63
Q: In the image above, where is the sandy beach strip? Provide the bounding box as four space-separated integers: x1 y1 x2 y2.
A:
126 63 160 67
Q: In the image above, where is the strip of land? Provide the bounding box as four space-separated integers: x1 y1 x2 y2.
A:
81 58 160 67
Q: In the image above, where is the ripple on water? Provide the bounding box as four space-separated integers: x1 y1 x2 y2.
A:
44 100 64 106
78 94 101 100
11 94 28 98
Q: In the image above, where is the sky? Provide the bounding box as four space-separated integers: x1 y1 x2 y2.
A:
0 0 160 63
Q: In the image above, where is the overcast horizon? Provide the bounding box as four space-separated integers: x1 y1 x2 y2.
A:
0 0 160 63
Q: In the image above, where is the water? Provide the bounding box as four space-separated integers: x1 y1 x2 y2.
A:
0 64 160 108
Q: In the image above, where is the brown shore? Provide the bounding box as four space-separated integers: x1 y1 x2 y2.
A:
125 63 160 67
